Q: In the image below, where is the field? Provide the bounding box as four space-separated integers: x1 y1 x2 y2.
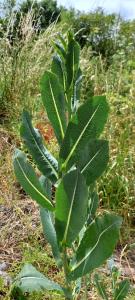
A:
0 4 135 299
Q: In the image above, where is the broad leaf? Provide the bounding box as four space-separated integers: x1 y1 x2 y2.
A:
55 169 88 246
114 280 130 300
94 274 108 300
39 176 62 267
14 264 63 293
41 71 66 144
13 149 54 211
78 139 109 185
20 110 58 183
60 96 109 170
69 213 122 280
41 71 67 145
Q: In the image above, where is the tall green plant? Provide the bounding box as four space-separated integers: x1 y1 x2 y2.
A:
12 32 122 299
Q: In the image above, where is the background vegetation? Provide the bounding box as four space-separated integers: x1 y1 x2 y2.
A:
0 0 135 299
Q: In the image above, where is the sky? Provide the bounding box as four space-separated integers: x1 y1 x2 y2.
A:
57 0 135 19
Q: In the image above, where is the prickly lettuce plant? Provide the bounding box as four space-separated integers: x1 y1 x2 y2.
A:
12 32 122 299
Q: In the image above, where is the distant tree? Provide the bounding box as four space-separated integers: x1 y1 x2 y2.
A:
17 0 61 31
72 8 120 62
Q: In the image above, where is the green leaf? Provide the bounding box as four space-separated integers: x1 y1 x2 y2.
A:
94 274 108 300
69 213 122 280
39 175 52 198
53 41 66 60
114 280 130 300
14 264 63 293
39 176 62 267
60 96 109 170
51 55 65 90
66 37 80 89
13 149 54 211
78 139 109 185
55 169 88 246
41 71 67 145
40 207 62 267
20 111 58 183
57 34 67 51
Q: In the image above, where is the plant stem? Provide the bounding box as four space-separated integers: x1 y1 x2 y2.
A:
63 246 73 300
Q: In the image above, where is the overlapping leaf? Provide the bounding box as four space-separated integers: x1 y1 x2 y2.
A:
20 110 58 183
69 214 122 280
60 96 109 170
78 139 109 185
55 169 88 246
13 149 54 211
41 71 67 145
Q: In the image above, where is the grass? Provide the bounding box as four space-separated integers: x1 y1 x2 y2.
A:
81 48 135 238
0 12 135 300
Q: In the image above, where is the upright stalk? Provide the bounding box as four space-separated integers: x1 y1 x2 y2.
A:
63 246 73 300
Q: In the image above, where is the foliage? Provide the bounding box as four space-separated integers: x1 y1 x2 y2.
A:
94 261 130 300
12 32 123 299
71 8 119 60
0 10 58 123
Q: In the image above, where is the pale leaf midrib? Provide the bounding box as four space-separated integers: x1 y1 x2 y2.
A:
16 157 53 207
81 148 101 174
63 172 78 242
49 79 65 140
63 104 100 167
17 276 62 290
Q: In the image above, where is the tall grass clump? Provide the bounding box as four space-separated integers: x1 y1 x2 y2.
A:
0 9 60 126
